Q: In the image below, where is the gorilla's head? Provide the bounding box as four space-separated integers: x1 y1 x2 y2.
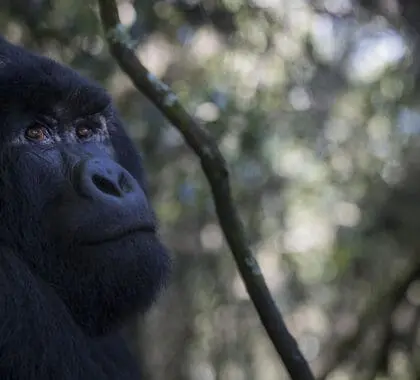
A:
0 38 171 335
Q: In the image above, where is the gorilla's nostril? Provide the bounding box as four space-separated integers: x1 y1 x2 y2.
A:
92 174 121 197
118 172 133 194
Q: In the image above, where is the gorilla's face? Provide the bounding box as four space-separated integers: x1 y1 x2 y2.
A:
0 41 171 335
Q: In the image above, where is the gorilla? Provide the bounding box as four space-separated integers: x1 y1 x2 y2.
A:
0 37 171 379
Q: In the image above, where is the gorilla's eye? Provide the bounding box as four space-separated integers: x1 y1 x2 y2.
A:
25 125 49 142
76 126 93 139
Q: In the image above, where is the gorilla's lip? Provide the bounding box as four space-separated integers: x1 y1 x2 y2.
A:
80 225 156 246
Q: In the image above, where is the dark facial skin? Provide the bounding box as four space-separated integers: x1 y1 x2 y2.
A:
0 37 171 378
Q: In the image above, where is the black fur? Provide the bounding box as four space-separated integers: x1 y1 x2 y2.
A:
0 37 171 379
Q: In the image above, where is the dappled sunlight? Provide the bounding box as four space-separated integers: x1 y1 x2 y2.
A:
117 1 137 27
346 31 408 84
190 27 223 62
284 209 334 255
136 34 175 77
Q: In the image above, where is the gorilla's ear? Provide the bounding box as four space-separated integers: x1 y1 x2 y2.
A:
108 111 149 193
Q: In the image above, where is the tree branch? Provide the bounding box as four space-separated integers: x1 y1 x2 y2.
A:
96 1 315 379
317 261 420 380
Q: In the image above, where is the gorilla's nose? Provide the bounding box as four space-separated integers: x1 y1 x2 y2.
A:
74 158 139 200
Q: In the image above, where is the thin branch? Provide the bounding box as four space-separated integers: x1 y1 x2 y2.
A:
317 261 420 380
96 1 315 379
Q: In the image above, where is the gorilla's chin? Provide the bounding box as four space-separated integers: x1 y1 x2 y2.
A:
58 233 171 336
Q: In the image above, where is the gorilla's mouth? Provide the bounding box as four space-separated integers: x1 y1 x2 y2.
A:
81 225 156 246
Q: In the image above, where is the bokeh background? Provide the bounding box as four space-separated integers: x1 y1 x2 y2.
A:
3 0 420 379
